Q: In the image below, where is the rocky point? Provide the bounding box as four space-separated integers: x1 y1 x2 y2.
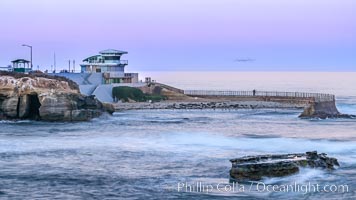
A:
0 71 114 121
230 151 339 181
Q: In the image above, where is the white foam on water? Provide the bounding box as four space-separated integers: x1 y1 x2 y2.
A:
0 120 32 124
337 104 356 115
2 131 354 165
264 168 326 185
161 132 356 154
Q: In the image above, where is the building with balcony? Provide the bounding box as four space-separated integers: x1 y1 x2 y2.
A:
80 49 138 84
52 49 143 103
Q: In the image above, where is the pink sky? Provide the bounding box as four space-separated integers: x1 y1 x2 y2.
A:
0 0 355 71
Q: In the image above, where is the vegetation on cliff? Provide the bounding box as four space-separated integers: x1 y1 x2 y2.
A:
112 86 166 102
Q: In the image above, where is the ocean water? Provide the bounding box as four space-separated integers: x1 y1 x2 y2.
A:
1 72 356 199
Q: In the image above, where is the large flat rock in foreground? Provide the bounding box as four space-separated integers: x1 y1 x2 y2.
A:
230 151 339 181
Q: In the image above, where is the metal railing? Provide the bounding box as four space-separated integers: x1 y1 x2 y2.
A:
0 66 12 72
184 90 335 102
83 60 128 65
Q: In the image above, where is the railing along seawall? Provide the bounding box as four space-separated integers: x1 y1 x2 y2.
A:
183 90 335 102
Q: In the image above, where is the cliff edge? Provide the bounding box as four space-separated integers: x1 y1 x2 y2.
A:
0 72 114 121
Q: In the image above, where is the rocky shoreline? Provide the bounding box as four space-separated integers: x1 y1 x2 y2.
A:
0 72 113 121
114 101 356 119
113 97 355 120
2 72 354 121
114 101 306 111
299 101 356 119
114 83 356 119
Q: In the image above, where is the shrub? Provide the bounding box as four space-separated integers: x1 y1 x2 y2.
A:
112 86 166 102
112 86 145 102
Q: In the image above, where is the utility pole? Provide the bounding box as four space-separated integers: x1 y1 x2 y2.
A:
54 52 56 72
68 60 71 72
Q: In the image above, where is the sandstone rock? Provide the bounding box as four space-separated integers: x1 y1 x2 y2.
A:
2 97 19 118
299 101 355 119
230 151 339 181
0 72 113 122
102 102 115 114
38 94 76 121
18 95 30 118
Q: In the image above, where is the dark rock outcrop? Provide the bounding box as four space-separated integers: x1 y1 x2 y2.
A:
0 72 114 121
230 151 339 181
299 100 356 119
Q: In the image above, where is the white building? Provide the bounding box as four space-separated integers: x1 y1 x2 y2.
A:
80 49 138 84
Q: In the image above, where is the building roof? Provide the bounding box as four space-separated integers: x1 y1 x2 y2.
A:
99 49 128 55
83 55 101 62
11 59 30 63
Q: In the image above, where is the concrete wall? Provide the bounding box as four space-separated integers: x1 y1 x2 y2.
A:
92 85 114 103
90 83 145 103
53 72 146 103
54 73 103 85
79 85 98 96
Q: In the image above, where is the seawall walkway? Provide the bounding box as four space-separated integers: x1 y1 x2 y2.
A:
183 90 335 103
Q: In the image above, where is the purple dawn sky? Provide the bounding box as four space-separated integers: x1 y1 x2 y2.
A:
0 0 355 71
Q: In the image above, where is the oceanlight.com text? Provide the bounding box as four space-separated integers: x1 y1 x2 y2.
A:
177 181 349 194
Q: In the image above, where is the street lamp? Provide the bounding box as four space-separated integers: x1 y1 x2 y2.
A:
22 44 33 70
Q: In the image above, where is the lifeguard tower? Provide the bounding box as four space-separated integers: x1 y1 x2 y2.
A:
11 59 32 73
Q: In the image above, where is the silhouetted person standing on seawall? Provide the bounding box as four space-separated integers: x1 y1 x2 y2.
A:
253 89 256 96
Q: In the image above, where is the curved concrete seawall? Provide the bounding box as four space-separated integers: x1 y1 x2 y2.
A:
182 90 354 119
65 79 353 119
113 86 350 118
